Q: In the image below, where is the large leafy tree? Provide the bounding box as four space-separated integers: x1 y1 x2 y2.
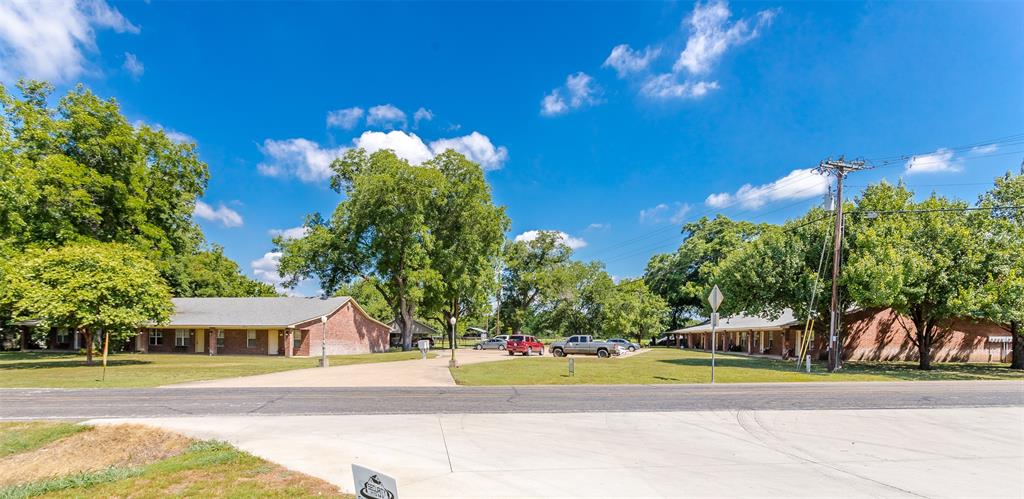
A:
4 243 173 364
498 231 576 333
644 216 766 325
335 277 393 323
603 278 669 343
277 149 445 350
0 80 270 299
421 151 509 340
541 261 615 336
975 170 1024 369
843 183 987 370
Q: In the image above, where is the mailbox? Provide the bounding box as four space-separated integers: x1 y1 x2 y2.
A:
417 339 430 359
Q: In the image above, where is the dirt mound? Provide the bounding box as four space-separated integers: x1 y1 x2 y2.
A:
0 424 191 486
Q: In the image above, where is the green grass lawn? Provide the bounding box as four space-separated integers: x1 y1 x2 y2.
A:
0 350 434 389
450 348 1024 385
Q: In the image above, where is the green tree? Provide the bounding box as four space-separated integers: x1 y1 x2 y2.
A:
4 242 173 364
421 150 509 342
644 216 766 324
844 182 987 370
335 277 393 323
603 278 669 343
277 149 444 350
975 170 1024 369
542 261 615 336
499 231 576 333
167 246 279 298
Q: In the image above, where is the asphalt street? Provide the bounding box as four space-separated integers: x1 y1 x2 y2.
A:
2 380 1021 419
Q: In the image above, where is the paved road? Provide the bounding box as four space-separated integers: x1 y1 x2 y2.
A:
2 380 1021 419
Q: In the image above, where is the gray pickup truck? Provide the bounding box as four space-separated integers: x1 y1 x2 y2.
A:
550 335 622 358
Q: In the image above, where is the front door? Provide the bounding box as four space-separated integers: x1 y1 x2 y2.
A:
195 330 205 353
268 330 279 355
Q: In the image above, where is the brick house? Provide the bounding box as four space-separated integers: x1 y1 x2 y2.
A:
135 296 390 357
668 308 1013 363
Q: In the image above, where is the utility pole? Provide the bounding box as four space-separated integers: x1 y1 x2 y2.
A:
816 156 869 372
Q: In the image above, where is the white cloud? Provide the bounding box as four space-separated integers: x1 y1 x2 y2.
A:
413 107 433 128
674 0 776 75
251 251 286 286
705 168 829 209
258 130 509 181
326 107 363 130
0 0 139 83
540 91 568 116
269 226 310 240
640 74 719 99
428 131 509 171
122 51 143 79
540 72 601 116
366 104 407 129
514 230 587 250
257 138 347 182
586 223 609 231
640 202 691 223
970 144 998 155
193 200 243 227
354 130 434 165
905 148 961 175
603 44 660 78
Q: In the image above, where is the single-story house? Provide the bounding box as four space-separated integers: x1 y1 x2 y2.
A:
667 308 1013 363
387 318 440 347
134 296 390 356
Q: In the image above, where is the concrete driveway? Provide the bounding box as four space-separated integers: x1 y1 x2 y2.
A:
90 406 1024 498
165 348 519 388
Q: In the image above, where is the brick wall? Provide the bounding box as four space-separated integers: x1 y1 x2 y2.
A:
294 301 390 356
842 308 1010 362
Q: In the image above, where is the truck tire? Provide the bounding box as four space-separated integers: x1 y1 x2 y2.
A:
540 347 545 356
597 349 609 358
552 348 564 357
628 346 636 352
508 350 515 356
526 347 533 356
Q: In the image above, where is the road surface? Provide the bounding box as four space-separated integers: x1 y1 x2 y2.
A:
2 380 1021 419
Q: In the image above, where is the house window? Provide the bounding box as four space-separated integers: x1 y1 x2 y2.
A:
247 330 257 349
150 330 164 346
57 329 68 344
216 331 225 348
293 331 302 351
175 329 188 347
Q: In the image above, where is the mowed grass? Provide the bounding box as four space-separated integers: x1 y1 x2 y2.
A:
0 424 350 498
450 348 1024 385
0 350 434 389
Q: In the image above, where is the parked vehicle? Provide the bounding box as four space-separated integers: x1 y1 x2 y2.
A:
492 335 510 342
505 335 545 356
473 338 507 350
608 338 640 352
550 335 621 358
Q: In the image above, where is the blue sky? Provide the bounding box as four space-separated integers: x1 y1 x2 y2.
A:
1 1 1021 295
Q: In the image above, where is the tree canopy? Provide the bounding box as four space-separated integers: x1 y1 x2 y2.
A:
3 242 173 363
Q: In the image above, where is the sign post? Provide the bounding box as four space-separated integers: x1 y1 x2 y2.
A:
707 285 724 384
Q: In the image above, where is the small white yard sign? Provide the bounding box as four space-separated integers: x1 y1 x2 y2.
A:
352 464 399 499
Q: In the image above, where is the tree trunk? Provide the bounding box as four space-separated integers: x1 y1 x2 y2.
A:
398 296 415 351
83 327 94 365
1011 321 1023 370
915 319 933 371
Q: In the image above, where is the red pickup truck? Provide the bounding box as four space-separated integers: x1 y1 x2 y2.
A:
505 335 545 356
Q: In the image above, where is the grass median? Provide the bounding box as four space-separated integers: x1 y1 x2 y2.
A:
0 350 434 389
450 348 1024 385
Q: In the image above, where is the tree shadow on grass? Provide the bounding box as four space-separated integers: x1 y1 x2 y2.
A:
658 356 798 371
0 359 150 370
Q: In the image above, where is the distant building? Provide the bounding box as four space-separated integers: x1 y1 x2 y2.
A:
387 319 440 347
13 297 391 357
668 308 1012 363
